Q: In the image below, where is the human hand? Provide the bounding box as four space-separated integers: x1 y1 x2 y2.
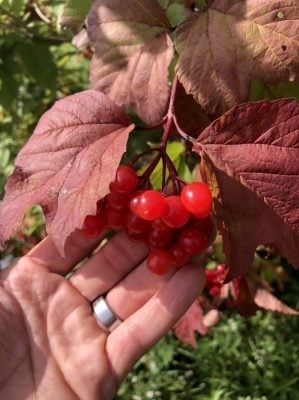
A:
0 230 205 400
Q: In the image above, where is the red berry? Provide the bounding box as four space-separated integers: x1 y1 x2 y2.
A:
126 230 148 243
205 265 227 289
179 227 208 255
147 228 173 249
96 199 104 214
132 190 166 221
126 212 150 234
181 182 212 217
105 206 126 230
80 214 105 238
110 165 138 194
106 191 129 210
192 214 214 237
161 195 190 228
151 218 172 233
129 190 144 216
216 263 227 283
169 244 191 267
209 285 221 297
146 249 174 275
205 269 218 288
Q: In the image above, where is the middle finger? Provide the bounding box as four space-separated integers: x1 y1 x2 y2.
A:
70 231 148 300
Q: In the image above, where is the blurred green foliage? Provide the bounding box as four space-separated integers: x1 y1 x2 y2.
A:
0 0 90 197
117 310 299 400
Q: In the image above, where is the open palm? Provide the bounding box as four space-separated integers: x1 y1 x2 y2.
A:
0 231 205 400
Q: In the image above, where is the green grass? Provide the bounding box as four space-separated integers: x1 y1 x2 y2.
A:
116 311 299 400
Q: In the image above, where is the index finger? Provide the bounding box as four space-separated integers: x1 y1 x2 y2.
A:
27 230 104 275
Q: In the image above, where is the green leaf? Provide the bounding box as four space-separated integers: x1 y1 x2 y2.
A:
250 80 299 102
0 51 19 108
0 71 18 108
0 147 10 169
0 0 26 15
139 141 185 190
177 158 193 182
157 0 170 8
16 43 57 89
166 3 192 27
61 0 93 32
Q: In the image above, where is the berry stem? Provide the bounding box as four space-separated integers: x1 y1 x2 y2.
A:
138 152 162 188
128 147 161 166
161 150 181 193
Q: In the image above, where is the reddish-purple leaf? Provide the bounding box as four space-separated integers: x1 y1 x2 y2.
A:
88 0 174 125
0 90 134 254
175 0 299 115
194 99 299 280
253 288 299 315
174 82 211 137
173 301 208 347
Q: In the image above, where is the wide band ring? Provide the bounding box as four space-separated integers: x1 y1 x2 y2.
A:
92 296 122 332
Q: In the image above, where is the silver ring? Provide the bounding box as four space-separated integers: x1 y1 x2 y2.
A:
92 296 122 332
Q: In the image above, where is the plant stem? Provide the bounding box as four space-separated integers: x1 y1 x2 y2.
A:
128 147 161 167
160 75 180 148
136 116 167 131
138 152 162 189
173 113 196 143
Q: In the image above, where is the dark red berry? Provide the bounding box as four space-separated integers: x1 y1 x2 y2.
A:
192 214 214 237
105 206 126 230
147 228 173 249
96 199 104 214
80 214 105 238
169 244 191 267
126 212 150 234
106 191 129 210
205 269 218 288
110 165 138 194
179 226 208 255
161 195 190 228
126 230 148 243
209 285 221 297
151 218 172 233
146 249 174 275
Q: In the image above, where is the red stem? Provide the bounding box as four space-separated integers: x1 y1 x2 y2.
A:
160 75 180 148
173 113 196 144
136 116 167 131
129 147 161 166
138 152 162 189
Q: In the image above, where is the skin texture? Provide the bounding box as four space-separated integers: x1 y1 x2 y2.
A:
0 230 205 400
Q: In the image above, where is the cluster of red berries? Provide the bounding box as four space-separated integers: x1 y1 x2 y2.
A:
205 264 226 297
80 165 214 275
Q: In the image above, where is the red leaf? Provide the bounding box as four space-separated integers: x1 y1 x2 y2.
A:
252 288 299 315
173 300 208 347
175 0 299 115
194 99 299 280
0 90 134 254
174 82 211 137
88 0 174 125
